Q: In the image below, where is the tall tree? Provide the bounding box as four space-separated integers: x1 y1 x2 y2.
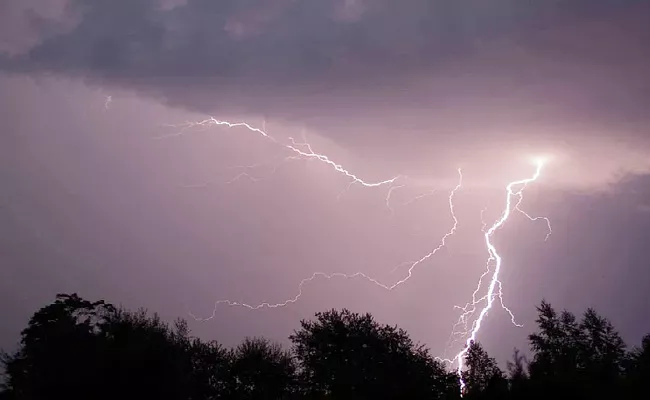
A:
528 300 585 378
527 300 627 399
527 300 588 398
461 341 507 399
0 293 115 400
579 308 626 386
289 308 459 399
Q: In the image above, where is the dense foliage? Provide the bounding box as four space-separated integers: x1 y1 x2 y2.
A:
1 294 648 399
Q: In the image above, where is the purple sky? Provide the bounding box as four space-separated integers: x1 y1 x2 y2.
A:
1 0 650 366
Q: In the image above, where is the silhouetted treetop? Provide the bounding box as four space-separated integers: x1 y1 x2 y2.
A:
527 300 628 399
1 293 117 400
2 294 650 400
231 337 297 400
290 308 459 399
461 341 507 399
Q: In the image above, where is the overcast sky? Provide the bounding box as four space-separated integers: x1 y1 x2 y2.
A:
1 0 649 366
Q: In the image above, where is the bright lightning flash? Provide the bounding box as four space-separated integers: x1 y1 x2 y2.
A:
168 117 552 396
447 159 547 394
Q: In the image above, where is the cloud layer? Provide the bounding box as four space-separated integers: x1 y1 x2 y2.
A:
2 0 649 189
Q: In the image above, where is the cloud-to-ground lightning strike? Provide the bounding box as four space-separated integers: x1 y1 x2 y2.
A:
171 117 551 396
444 160 547 394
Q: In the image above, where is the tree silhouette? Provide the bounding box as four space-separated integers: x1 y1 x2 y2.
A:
579 307 626 396
461 341 507 399
289 308 459 399
101 308 195 400
0 293 115 400
3 294 650 400
625 334 650 399
1 294 197 400
185 338 233 399
230 337 297 400
527 300 628 399
529 300 584 377
506 348 527 381
506 348 528 397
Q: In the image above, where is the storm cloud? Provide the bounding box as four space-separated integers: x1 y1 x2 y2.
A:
2 0 650 189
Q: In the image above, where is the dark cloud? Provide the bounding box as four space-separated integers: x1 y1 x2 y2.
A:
7 0 551 79
1 0 649 187
3 1 647 109
0 0 650 191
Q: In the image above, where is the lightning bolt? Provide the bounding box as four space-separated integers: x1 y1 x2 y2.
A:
160 118 401 190
516 201 552 241
442 160 547 395
385 184 406 214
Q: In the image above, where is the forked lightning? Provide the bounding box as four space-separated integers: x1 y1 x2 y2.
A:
164 118 551 395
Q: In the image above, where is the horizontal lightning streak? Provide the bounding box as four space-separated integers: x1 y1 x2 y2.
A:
162 118 401 189
190 169 462 320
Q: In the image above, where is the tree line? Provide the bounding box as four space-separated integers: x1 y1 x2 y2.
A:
1 293 648 399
